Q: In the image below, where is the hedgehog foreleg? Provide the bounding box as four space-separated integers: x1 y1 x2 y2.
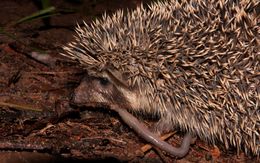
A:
114 106 192 158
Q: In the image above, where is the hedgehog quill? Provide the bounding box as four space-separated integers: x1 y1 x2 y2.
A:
62 0 260 157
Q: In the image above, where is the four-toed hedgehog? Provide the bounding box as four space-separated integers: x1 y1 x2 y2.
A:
62 0 260 157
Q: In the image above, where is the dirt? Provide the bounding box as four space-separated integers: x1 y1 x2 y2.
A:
0 0 258 162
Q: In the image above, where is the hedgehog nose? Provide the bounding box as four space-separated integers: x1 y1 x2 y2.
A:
71 84 90 105
71 91 81 105
69 92 75 102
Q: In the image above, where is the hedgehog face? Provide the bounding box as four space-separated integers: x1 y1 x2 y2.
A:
73 76 115 106
72 71 149 112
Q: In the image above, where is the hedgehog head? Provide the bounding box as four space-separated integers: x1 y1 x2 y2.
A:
72 65 164 118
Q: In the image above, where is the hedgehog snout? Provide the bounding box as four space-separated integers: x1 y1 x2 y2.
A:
72 78 91 105
72 76 127 107
72 78 105 104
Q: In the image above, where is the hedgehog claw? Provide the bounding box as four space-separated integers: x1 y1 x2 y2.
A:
115 107 192 158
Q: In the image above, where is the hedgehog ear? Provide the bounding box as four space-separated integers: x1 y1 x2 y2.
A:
105 69 130 89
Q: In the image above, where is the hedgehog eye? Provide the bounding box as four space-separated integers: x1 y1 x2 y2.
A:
99 77 110 86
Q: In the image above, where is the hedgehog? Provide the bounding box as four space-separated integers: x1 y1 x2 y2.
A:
61 0 260 157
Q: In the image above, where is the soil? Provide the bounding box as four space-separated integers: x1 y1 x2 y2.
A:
0 0 258 162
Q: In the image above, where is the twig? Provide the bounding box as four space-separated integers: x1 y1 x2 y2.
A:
0 101 42 112
140 131 176 153
0 141 50 151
